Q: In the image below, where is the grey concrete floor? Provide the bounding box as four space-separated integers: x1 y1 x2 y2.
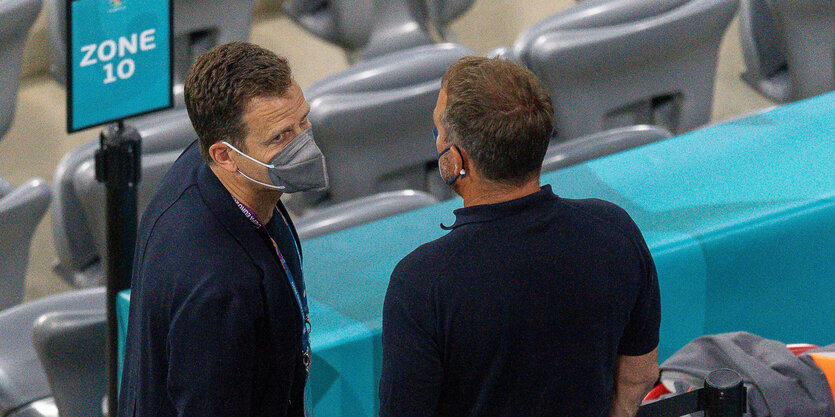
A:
1 0 775 302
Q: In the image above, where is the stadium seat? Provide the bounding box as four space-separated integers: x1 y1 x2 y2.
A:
0 287 105 417
491 0 738 141
0 0 42 140
282 0 375 52
303 80 441 207
295 43 472 210
33 310 106 417
0 177 51 311
296 190 438 240
51 109 197 287
284 0 472 61
738 0 834 103
359 0 434 60
48 0 256 103
305 42 472 98
541 125 672 173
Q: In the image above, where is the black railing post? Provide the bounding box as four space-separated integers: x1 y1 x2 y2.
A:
95 121 142 417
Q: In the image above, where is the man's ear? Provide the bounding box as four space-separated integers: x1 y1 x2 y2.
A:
208 141 238 173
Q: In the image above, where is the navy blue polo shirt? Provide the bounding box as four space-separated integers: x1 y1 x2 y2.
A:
380 185 660 417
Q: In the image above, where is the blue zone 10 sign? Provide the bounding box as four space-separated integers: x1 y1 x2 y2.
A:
68 0 172 132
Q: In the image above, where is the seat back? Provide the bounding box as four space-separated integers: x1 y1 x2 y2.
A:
358 0 434 60
309 81 441 205
75 149 184 266
33 311 106 417
767 0 834 101
49 0 255 98
0 177 51 311
739 0 786 79
294 43 469 209
0 288 105 416
283 0 433 60
0 0 43 139
283 0 375 51
305 42 471 97
513 0 737 141
169 0 256 89
51 110 196 287
542 125 672 173
296 190 438 240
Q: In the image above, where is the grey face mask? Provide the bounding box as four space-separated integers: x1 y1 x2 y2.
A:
223 128 329 193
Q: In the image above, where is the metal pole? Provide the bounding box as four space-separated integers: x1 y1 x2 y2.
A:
95 121 142 417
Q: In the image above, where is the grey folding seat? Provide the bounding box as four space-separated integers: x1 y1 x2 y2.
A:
491 0 738 142
305 42 471 97
295 43 472 210
0 0 42 140
74 148 185 272
282 0 375 52
48 0 256 102
283 0 436 60
33 310 106 417
0 287 105 417
739 0 834 103
0 177 51 311
541 125 672 173
296 190 438 240
51 109 197 287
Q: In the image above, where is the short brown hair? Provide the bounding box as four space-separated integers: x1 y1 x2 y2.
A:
184 42 292 161
441 56 553 184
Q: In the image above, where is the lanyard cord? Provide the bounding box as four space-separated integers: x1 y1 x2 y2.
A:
232 197 312 375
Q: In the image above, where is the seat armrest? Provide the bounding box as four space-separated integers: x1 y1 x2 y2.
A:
33 310 106 417
296 190 438 240
542 125 672 172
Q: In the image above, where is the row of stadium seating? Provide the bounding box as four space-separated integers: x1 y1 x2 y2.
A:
3 0 832 144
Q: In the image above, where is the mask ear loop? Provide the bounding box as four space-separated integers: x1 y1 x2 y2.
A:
237 169 286 190
222 141 286 190
222 141 276 169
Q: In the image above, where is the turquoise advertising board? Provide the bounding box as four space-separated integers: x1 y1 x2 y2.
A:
67 0 172 132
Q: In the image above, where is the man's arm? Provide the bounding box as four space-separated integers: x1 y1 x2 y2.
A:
166 282 259 417
379 265 443 417
610 348 659 417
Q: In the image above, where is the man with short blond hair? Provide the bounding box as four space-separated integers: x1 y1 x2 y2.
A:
380 56 660 417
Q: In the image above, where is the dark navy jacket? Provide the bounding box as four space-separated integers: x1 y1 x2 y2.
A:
118 141 307 417
380 186 660 417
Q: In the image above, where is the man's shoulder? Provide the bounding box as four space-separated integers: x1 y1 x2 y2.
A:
135 190 261 303
142 141 202 213
559 197 643 239
390 231 463 286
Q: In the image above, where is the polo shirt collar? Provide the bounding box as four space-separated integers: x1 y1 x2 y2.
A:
442 185 557 230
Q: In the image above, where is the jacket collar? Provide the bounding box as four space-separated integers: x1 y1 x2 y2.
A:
442 185 557 230
197 160 301 271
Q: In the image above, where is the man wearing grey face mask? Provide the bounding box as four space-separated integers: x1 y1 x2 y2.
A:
118 42 326 417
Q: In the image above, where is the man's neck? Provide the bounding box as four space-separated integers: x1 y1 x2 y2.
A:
462 177 542 207
210 164 281 224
